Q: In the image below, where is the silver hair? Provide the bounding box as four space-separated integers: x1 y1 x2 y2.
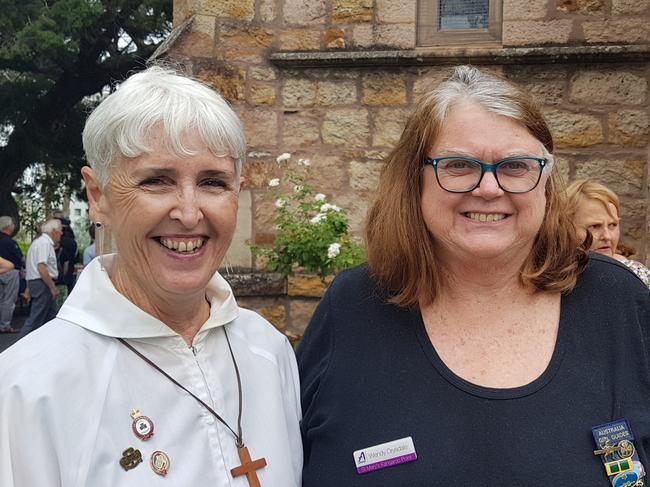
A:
423 65 555 171
82 65 246 188
0 216 14 231
41 219 62 234
427 66 524 122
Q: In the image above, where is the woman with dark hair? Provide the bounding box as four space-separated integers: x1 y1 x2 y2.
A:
298 66 649 486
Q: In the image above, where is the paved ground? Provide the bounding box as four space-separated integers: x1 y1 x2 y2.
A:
0 306 28 353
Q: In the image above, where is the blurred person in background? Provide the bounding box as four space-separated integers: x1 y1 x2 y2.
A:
566 179 650 288
0 217 22 333
0 257 14 274
19 218 62 337
83 222 96 266
52 211 78 294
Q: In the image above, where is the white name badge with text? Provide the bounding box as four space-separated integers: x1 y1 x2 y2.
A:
353 436 417 474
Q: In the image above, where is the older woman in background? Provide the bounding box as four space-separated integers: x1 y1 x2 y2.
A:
566 179 650 287
0 66 302 486
298 66 650 486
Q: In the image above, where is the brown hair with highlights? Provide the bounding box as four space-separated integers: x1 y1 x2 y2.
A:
365 66 589 307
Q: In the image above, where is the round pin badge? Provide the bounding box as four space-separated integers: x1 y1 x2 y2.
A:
130 409 155 441
151 451 170 476
618 440 635 459
612 471 638 487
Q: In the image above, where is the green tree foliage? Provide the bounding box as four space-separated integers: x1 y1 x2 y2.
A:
0 0 172 225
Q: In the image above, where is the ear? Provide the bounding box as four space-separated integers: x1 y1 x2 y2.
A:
81 166 111 227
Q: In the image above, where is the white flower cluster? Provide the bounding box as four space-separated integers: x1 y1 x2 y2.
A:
320 203 341 213
314 193 326 202
275 198 286 209
268 178 280 187
327 243 341 259
310 213 326 224
298 158 311 166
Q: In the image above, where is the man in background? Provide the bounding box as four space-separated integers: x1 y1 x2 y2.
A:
0 217 22 333
52 211 78 294
20 219 62 337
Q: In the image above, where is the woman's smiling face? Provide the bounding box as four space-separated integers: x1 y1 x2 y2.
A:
421 103 551 266
89 132 239 299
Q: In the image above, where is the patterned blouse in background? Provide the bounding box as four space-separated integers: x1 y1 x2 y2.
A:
621 258 650 288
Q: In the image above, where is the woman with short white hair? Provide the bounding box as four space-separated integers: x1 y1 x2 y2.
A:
0 66 302 486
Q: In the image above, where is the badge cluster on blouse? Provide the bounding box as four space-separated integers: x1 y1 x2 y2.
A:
592 419 646 487
119 408 170 477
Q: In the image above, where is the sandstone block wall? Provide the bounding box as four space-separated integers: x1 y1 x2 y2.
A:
172 0 649 334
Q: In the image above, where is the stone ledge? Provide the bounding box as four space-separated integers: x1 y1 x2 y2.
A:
224 271 331 298
269 44 650 68
224 272 286 297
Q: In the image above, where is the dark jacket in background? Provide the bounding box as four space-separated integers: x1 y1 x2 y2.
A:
0 233 23 270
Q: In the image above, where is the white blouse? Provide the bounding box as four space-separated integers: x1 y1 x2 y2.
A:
0 256 302 486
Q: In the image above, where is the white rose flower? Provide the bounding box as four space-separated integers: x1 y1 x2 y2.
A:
327 243 341 259
276 152 291 163
310 213 326 224
268 178 280 187
275 198 286 208
314 193 326 202
320 203 341 212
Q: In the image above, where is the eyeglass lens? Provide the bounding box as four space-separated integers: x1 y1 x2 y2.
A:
436 158 541 193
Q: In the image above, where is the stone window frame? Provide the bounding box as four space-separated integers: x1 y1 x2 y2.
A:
417 0 503 47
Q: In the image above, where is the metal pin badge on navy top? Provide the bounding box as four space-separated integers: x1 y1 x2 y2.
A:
130 408 155 441
592 419 646 487
353 437 417 475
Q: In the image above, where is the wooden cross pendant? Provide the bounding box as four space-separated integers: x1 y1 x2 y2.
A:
230 446 267 487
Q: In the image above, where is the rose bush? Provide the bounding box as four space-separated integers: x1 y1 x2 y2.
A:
251 154 365 280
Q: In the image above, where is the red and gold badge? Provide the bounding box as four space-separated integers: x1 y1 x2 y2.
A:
130 409 154 441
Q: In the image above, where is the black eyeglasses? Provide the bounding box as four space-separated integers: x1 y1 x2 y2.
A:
423 156 549 194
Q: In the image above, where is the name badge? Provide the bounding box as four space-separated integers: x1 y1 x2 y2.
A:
353 436 417 475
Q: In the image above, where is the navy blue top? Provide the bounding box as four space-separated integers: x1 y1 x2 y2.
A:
0 233 22 269
298 254 650 486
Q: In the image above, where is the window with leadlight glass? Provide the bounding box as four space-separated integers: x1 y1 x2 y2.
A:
418 0 502 47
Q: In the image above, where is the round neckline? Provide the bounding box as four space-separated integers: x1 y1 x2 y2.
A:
411 296 567 400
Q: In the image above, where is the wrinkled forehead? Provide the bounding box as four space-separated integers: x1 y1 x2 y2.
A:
577 196 620 221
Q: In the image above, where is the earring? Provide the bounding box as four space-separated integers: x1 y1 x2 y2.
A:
95 222 106 271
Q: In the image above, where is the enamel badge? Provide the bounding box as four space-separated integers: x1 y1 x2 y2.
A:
151 451 170 476
131 408 155 441
592 419 646 487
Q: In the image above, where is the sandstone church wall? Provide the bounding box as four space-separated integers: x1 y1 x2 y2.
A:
170 0 650 333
